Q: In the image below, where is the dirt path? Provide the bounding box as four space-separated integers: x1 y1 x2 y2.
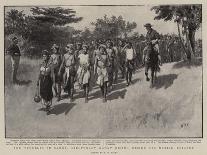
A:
5 57 202 138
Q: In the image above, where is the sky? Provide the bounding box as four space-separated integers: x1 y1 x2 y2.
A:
5 5 202 39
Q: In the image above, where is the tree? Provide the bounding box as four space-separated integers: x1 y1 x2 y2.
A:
151 5 202 60
80 27 93 42
30 7 82 26
5 9 28 37
28 7 83 42
5 7 83 56
91 15 137 40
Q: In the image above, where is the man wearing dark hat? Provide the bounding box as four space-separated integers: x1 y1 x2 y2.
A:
142 23 162 81
143 23 161 65
7 37 21 84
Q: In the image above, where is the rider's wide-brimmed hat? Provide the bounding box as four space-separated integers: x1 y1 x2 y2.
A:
144 23 153 27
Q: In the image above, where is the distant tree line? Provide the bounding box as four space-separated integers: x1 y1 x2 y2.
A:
5 5 202 62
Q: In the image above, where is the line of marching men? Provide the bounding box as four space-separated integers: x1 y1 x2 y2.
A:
35 39 137 114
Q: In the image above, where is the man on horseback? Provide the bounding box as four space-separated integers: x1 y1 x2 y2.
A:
142 23 161 83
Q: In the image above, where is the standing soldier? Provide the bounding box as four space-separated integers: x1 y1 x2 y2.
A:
77 44 91 103
94 45 109 103
106 41 116 91
6 37 21 84
50 44 62 101
58 44 76 102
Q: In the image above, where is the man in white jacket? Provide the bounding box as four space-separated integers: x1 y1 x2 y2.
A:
123 42 136 86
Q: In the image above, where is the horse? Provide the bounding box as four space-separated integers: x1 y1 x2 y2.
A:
144 42 160 86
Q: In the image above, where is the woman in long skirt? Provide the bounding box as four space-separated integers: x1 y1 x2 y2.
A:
37 50 55 115
77 44 91 103
94 44 109 103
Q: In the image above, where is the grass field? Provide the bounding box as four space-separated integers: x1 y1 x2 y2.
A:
4 55 202 138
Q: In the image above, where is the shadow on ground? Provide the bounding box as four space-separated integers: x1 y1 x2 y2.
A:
5 57 35 86
152 74 178 89
15 80 32 86
38 103 76 115
173 57 202 69
107 89 127 101
89 78 141 101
